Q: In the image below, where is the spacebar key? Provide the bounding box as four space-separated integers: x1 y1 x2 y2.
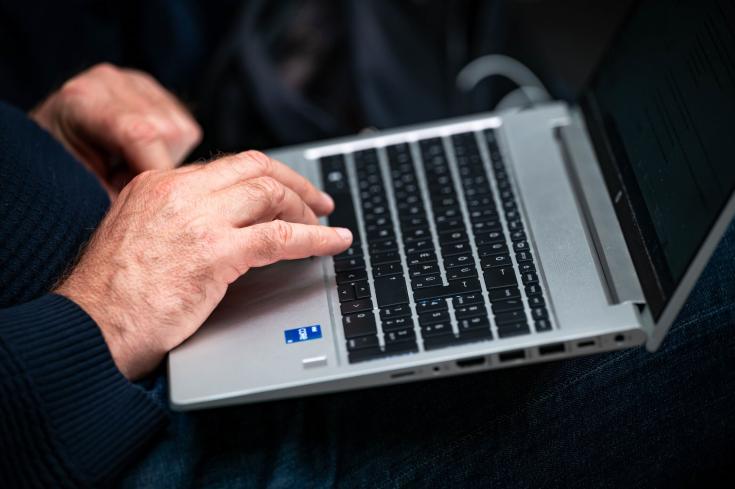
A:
413 278 481 301
375 275 409 308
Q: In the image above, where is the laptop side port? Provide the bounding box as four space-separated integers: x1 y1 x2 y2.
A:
538 343 566 356
390 370 415 379
577 340 596 348
455 356 486 368
498 349 526 363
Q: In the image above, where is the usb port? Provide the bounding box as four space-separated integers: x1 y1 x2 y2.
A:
538 343 565 356
456 356 486 368
498 350 526 362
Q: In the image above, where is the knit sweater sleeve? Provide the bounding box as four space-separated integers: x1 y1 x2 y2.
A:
0 101 167 487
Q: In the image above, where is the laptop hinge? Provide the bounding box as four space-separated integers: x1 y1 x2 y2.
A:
554 108 645 306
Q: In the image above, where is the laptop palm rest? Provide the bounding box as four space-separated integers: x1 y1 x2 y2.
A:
169 257 338 405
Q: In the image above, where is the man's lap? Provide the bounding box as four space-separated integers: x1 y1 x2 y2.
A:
121 223 735 488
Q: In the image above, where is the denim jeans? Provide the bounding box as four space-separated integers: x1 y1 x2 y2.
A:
120 222 735 488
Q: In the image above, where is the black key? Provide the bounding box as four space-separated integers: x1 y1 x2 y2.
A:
400 216 427 229
374 262 403 277
477 242 508 256
505 209 520 222
354 281 371 299
334 257 365 272
411 274 442 289
413 278 482 301
444 254 473 269
328 194 358 231
446 266 477 281
383 316 414 331
419 309 451 325
481 254 512 268
488 286 520 301
469 207 498 221
484 267 517 289
423 334 459 351
384 328 416 347
346 335 379 351
336 245 363 259
380 304 412 320
442 241 472 256
516 251 532 263
415 298 448 314
409 262 440 277
457 315 491 332
535 319 553 332
439 230 467 244
337 284 355 303
522 272 539 284
403 227 431 242
371 250 401 265
525 283 542 297
343 312 377 338
457 327 493 342
369 239 398 252
367 227 394 241
527 295 545 308
340 298 373 316
497 321 531 338
397 204 424 216
472 220 501 232
466 195 494 208
491 298 524 314
507 220 523 232
454 304 486 320
432 206 460 219
421 321 454 337
514 241 529 252
475 232 505 246
406 250 436 265
374 275 409 308
518 262 536 274
336 269 367 284
494 309 526 325
453 292 484 306
510 230 526 242
404 239 433 254
348 347 387 363
436 218 465 233
531 307 548 321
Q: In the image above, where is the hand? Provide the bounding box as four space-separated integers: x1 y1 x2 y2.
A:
31 63 202 198
55 151 350 380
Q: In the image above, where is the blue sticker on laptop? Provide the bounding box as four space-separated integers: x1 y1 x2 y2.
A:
284 325 322 344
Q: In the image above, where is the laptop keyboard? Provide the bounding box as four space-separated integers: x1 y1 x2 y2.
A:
320 129 551 363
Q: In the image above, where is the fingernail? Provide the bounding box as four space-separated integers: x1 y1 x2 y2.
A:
321 191 335 208
335 227 353 241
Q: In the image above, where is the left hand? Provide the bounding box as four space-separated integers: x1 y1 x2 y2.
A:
31 63 202 198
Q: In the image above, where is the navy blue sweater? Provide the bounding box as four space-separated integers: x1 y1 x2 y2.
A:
0 101 167 487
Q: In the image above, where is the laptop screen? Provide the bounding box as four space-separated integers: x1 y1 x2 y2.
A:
584 0 735 319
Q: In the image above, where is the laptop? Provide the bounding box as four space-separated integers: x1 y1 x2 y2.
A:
169 0 735 410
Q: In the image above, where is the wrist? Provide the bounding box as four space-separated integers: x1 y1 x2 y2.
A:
55 276 151 380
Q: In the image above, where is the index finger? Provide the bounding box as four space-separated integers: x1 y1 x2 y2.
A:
196 151 335 216
229 220 353 270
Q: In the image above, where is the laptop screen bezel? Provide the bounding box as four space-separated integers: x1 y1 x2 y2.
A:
576 0 734 327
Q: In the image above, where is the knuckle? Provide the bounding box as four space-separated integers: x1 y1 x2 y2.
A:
272 220 293 246
242 150 273 175
189 121 203 142
259 176 286 207
90 62 118 78
117 115 160 145
149 173 179 201
59 77 92 100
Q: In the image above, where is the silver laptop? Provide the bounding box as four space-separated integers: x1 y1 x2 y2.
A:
169 0 735 410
